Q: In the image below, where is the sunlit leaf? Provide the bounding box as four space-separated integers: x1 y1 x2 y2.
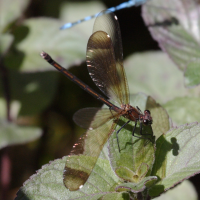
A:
142 0 200 87
163 96 200 126
0 0 30 33
153 180 198 200
124 51 200 103
12 18 87 71
0 118 41 149
150 122 200 197
15 147 121 200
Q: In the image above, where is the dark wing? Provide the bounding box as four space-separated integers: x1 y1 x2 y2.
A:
63 11 128 191
86 11 129 106
64 107 120 191
63 119 117 191
73 107 120 129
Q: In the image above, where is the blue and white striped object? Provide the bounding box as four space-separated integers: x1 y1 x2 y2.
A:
60 0 148 30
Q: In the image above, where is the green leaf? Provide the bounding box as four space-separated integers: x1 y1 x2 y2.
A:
147 96 170 140
60 1 106 37
115 176 157 193
6 70 59 116
124 51 199 103
15 93 171 199
15 93 166 199
153 180 198 200
109 122 155 176
142 0 200 87
0 70 58 117
15 149 121 200
115 166 139 183
0 33 13 55
150 122 200 197
108 93 156 189
0 0 30 33
101 192 130 200
0 118 41 149
12 17 87 71
163 97 200 125
185 61 200 87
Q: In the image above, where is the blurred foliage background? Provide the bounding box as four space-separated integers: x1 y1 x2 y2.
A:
0 0 200 199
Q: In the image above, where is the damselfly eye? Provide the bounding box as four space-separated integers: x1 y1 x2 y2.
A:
144 110 151 114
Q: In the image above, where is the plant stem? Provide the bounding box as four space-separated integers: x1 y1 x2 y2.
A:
0 59 12 200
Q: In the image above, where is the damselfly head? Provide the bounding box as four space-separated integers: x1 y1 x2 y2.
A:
143 110 153 125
